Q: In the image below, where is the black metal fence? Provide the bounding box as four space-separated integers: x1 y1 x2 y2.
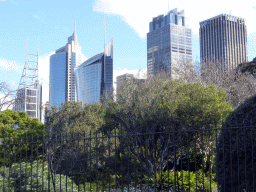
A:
0 120 256 192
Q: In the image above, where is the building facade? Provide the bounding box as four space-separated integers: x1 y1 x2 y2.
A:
75 39 113 105
147 8 193 78
14 80 42 120
49 24 82 109
199 13 248 73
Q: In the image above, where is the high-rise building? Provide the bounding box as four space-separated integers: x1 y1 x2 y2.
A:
147 8 193 78
199 13 248 73
14 81 42 121
14 44 42 121
49 23 82 109
75 39 113 105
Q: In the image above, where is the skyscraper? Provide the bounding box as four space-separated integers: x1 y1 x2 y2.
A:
199 13 248 73
75 39 113 105
49 23 82 109
147 8 193 78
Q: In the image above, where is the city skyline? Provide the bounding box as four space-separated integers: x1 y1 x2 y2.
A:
1 0 256 106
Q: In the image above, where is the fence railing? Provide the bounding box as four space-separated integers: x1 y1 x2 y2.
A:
0 121 256 192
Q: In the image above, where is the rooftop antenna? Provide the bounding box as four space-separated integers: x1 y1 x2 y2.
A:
104 13 106 54
168 0 169 10
74 21 77 43
230 10 232 15
104 11 106 87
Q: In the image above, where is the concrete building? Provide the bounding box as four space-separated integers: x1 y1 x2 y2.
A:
147 8 193 78
14 80 42 120
49 23 82 109
199 13 248 74
116 73 134 93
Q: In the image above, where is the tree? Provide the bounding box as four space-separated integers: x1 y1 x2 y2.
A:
44 101 118 185
104 71 233 179
199 60 256 109
215 94 256 191
0 109 45 166
44 101 106 136
0 81 29 112
0 82 17 111
171 57 256 109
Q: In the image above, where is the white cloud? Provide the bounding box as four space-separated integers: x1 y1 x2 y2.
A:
33 11 47 24
38 52 54 104
0 59 23 74
10 0 18 5
93 0 256 38
81 54 87 63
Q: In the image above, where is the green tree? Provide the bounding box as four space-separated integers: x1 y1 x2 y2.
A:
44 102 119 185
215 94 256 191
104 71 233 180
0 109 45 166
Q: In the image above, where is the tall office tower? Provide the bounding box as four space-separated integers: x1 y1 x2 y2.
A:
49 23 82 109
13 45 42 121
75 39 113 104
199 14 248 74
147 8 193 78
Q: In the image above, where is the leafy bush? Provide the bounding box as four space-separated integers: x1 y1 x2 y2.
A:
215 94 256 191
139 169 218 192
0 161 79 191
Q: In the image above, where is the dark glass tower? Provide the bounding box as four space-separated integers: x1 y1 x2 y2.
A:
147 8 193 78
75 39 113 104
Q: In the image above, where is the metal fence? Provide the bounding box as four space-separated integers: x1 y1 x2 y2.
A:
0 120 256 192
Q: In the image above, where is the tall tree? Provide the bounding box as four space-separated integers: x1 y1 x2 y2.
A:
104 71 233 177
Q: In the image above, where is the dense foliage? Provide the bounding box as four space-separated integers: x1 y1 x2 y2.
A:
215 94 256 191
0 161 79 192
104 72 233 177
0 110 45 166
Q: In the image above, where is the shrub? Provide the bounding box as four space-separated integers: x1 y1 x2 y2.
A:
139 169 218 191
0 161 79 191
215 94 256 191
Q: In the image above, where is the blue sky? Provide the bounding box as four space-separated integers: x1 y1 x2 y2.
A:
0 0 256 104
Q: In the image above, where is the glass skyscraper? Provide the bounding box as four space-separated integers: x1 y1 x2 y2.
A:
147 8 193 78
199 14 248 73
75 39 113 105
49 24 82 109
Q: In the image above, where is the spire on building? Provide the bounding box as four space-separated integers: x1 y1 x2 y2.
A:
74 21 76 36
68 21 78 43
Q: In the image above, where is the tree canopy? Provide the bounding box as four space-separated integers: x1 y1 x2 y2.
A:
0 109 44 139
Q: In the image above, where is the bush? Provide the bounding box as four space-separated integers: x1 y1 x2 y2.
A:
215 94 256 191
125 169 218 192
0 161 79 191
